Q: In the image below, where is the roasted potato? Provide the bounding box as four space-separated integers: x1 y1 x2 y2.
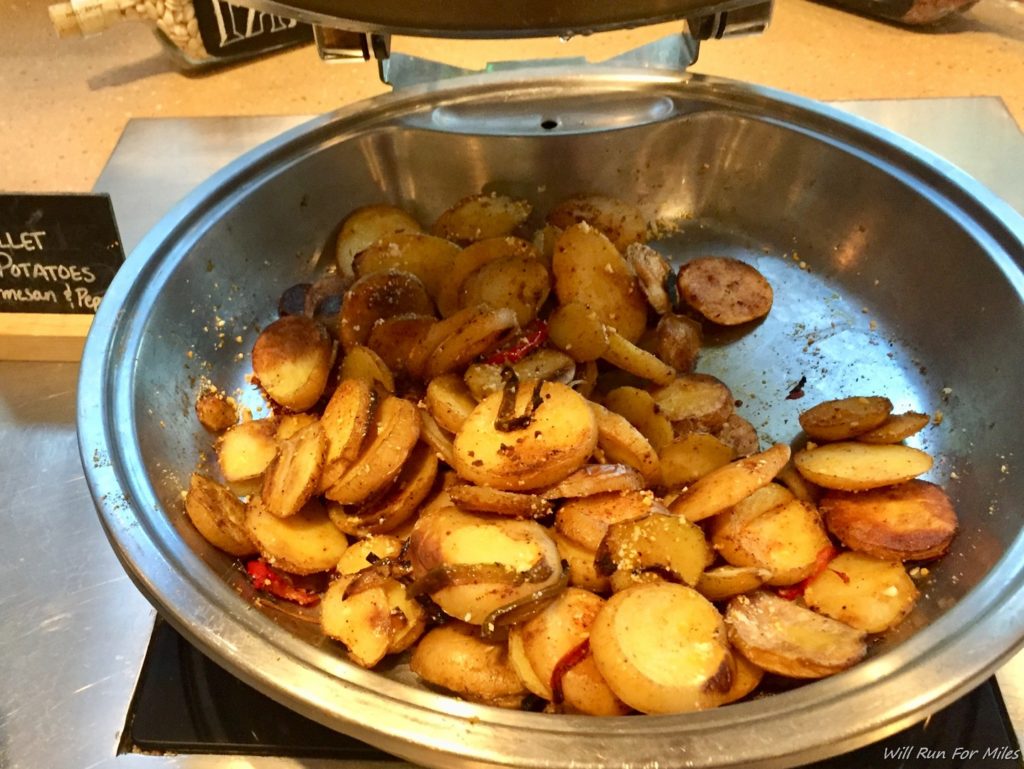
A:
590 582 734 714
725 591 866 678
820 479 958 561
252 315 333 411
793 442 933 491
453 380 598 491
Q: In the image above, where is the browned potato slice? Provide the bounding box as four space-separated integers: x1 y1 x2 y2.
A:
411 623 529 708
595 513 712 589
418 407 456 467
660 433 735 488
427 306 521 379
696 565 772 602
546 195 648 253
334 204 422 278
602 333 676 387
464 348 576 401
555 490 661 552
590 582 734 714
331 443 439 536
425 373 477 433
325 396 420 505
364 313 434 374
516 588 629 715
453 380 598 491
803 552 920 633
532 223 562 267
603 386 674 452
246 497 349 575
776 459 821 504
217 418 278 483
651 373 734 432
547 301 610 363
195 389 237 432
353 232 459 301
339 344 395 393
549 529 610 593
336 535 404 578
793 442 933 491
552 224 648 343
676 257 773 326
655 313 702 373
459 253 551 326
339 270 435 351
321 580 392 668
712 651 765 706
799 396 893 442
408 507 563 624
667 444 791 522
184 473 257 556
276 412 318 440
252 315 333 411
714 414 760 457
710 496 831 586
590 402 661 486
318 378 375 492
432 193 533 245
725 591 866 678
261 422 327 518
417 305 519 380
541 464 645 500
449 484 552 519
856 412 931 444
820 479 958 561
626 242 673 315
436 236 538 318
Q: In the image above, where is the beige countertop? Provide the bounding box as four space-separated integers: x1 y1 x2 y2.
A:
3 0 1023 195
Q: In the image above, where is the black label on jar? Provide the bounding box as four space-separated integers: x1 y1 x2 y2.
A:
193 0 312 58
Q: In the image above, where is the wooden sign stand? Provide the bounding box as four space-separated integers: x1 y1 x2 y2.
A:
0 313 95 361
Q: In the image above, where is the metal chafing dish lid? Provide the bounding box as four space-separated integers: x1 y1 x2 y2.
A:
227 0 771 39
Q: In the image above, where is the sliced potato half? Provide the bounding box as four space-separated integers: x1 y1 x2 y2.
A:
453 380 598 491
820 479 958 561
725 591 866 678
793 442 933 491
667 444 791 522
432 193 533 245
184 473 257 556
590 582 734 714
246 497 349 575
803 551 920 633
799 396 893 442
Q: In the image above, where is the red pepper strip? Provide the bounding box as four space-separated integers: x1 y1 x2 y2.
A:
246 558 320 607
550 638 591 705
777 544 839 601
483 320 549 366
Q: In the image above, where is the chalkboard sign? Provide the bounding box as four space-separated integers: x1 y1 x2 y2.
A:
0 193 124 315
193 0 312 59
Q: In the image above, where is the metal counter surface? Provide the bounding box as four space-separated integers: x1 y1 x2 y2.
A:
1 97 1022 769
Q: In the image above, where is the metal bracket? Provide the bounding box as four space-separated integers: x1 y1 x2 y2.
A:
311 0 771 89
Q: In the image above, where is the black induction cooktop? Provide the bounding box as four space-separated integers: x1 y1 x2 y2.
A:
125 618 1023 767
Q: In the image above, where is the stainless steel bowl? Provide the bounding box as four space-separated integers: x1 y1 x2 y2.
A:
78 70 1024 768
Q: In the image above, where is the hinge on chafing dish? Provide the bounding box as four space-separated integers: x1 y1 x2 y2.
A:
312 0 772 89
